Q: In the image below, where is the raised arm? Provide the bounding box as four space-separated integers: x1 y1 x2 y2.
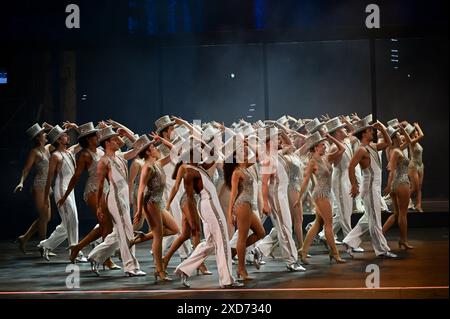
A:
411 123 424 143
14 149 37 193
373 121 392 151
398 125 412 151
326 133 345 164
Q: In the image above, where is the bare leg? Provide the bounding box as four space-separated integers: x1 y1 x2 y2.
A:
19 189 51 252
235 204 252 278
396 185 411 244
145 203 163 273
409 169 420 209
416 170 424 211
383 193 399 234
301 210 323 255
289 188 303 248
315 198 342 259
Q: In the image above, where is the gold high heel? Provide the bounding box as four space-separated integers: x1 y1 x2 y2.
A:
398 241 414 250
17 236 26 254
154 270 173 282
236 270 254 281
103 258 121 270
297 249 310 265
329 252 346 264
197 263 212 276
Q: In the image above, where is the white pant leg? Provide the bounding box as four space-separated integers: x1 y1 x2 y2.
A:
366 188 390 255
39 223 67 251
88 228 119 264
271 189 298 264
39 191 79 250
256 225 278 257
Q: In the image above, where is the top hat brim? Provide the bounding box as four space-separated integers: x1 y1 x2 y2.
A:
29 127 46 140
309 123 325 134
306 137 327 150
353 125 373 135
78 129 99 140
326 123 347 134
156 120 176 134
98 132 119 143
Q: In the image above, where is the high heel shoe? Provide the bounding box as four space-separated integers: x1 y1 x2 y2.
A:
154 270 172 282
69 245 81 264
17 236 26 254
126 269 146 277
398 241 414 250
297 249 309 265
180 271 191 288
329 253 346 264
89 258 100 276
197 264 212 276
103 258 121 270
236 270 254 281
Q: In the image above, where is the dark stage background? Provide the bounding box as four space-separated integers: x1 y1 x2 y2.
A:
0 0 448 240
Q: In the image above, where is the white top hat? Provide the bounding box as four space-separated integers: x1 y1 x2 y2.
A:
47 125 67 144
254 120 265 129
97 126 119 143
353 117 373 134
132 135 153 155
78 122 99 139
202 125 221 144
276 115 289 125
386 126 400 138
26 123 46 140
155 115 176 134
405 123 416 135
387 118 400 128
239 123 255 136
325 117 346 134
305 132 327 150
305 118 325 134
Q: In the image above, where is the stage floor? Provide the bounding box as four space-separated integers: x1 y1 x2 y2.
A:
0 227 447 299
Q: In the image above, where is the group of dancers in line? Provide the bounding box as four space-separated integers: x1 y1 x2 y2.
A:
13 112 425 288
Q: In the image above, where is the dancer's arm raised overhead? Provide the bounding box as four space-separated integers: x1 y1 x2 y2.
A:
411 122 424 143
372 121 392 151
326 133 345 165
398 124 412 151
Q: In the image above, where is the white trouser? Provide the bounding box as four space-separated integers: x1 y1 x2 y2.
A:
39 190 78 250
343 181 390 256
88 194 140 272
256 188 298 265
175 190 234 287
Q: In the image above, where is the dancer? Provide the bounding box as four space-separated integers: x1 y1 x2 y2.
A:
132 134 180 282
255 127 305 271
37 124 85 261
296 131 346 264
57 122 119 269
163 158 211 276
129 157 145 230
174 142 243 288
225 139 265 280
87 126 145 276
343 118 397 258
14 123 53 253
382 124 413 249
407 123 425 212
